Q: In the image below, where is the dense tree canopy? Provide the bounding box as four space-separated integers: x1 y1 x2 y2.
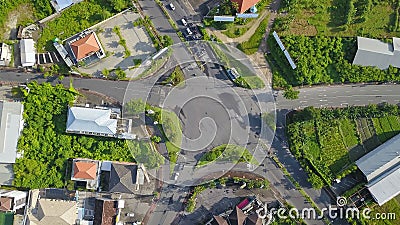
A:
14 82 135 189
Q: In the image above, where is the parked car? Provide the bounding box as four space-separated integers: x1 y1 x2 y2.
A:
169 3 175 10
181 18 188 26
186 28 192 35
173 172 180 180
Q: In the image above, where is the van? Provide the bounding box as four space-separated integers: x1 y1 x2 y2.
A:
186 28 192 35
181 18 187 26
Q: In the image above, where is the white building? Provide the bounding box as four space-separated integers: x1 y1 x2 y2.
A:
0 102 24 185
20 39 36 67
0 190 27 212
0 43 12 66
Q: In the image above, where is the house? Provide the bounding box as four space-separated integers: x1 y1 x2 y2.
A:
51 0 83 12
93 198 118 225
71 158 100 189
353 36 400 69
27 198 78 225
0 102 24 185
107 162 149 194
355 133 400 206
66 30 105 65
0 43 12 66
20 39 36 67
66 106 134 139
206 196 270 225
0 190 27 212
231 0 260 13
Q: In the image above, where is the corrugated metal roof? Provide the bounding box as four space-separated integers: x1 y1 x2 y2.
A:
66 107 117 136
352 36 400 69
284 50 296 69
0 102 24 164
367 164 400 206
356 133 400 206
356 133 400 181
20 39 36 67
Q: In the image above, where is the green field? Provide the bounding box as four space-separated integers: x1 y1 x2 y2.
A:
197 144 258 167
279 0 399 38
287 105 400 187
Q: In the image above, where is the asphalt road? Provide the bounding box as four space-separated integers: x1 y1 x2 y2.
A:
138 0 181 44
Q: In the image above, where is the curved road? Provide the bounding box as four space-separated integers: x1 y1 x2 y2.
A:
2 70 400 225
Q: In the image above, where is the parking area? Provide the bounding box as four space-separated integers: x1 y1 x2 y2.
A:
79 10 156 78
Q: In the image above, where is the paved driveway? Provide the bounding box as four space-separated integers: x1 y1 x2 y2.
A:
79 11 156 77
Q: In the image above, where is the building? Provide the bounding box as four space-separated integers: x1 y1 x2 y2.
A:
0 102 24 185
106 162 149 194
20 39 36 67
206 196 271 225
51 0 83 12
66 106 134 139
66 30 105 65
353 36 400 69
27 198 78 225
0 190 27 212
356 133 400 206
93 198 118 225
0 43 12 66
231 0 260 13
71 159 100 190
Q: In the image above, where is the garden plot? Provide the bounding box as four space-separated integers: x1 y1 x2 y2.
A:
79 10 156 77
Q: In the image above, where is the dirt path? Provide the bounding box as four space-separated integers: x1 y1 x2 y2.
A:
205 7 270 43
205 0 282 87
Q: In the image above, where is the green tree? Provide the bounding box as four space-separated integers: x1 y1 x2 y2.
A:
151 135 162 143
125 98 146 116
110 0 126 12
283 86 300 99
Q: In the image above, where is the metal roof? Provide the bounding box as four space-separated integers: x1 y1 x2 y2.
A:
352 36 400 69
272 31 285 51
356 133 400 206
367 164 400 206
20 39 36 67
356 133 400 181
0 102 24 164
66 107 117 136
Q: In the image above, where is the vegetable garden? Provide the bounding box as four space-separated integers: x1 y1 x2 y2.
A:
286 104 400 189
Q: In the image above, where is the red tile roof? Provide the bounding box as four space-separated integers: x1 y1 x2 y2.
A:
231 0 260 13
73 161 98 180
70 33 100 60
0 197 12 211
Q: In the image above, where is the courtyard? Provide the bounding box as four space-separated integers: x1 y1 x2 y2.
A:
78 10 156 78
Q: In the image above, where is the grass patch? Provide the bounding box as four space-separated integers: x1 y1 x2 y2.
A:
113 26 131 58
147 106 182 168
237 15 269 55
161 66 185 86
197 144 258 167
210 43 265 89
280 0 399 38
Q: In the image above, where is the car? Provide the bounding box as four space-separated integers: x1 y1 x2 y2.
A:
179 164 184 170
181 18 187 26
186 28 192 35
173 172 179 180
169 3 175 10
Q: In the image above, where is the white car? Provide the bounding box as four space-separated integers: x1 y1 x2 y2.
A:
169 3 175 10
186 28 192 35
181 18 187 26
